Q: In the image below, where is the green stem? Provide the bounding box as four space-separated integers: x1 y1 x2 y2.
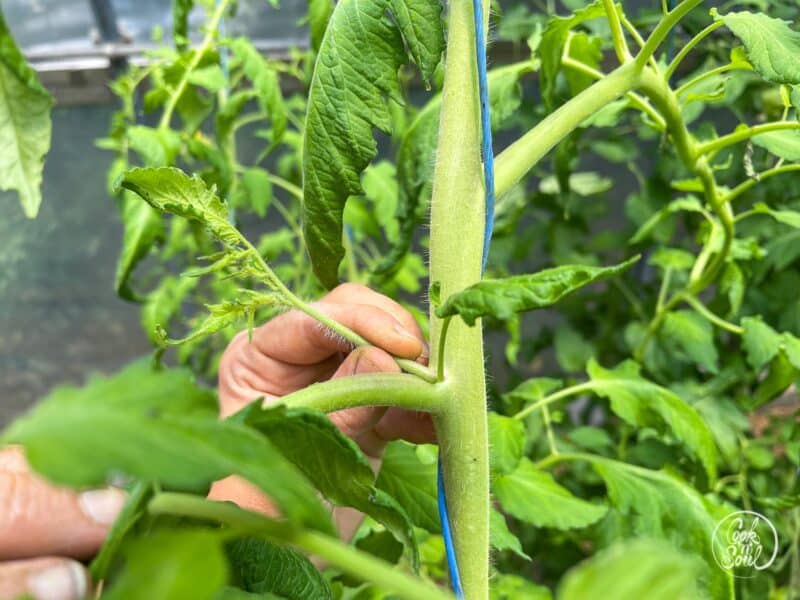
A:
266 173 303 200
656 267 672 313
148 493 453 600
561 57 665 130
665 21 724 79
635 0 706 69
276 373 448 414
697 122 800 156
513 382 597 421
436 316 453 382
602 0 631 62
684 295 743 334
495 62 641 198
159 0 231 130
675 63 748 97
721 164 800 205
428 0 489 595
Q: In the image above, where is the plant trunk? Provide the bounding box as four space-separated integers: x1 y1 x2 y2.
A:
428 0 489 598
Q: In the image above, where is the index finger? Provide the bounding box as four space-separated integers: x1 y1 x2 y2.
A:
250 301 425 366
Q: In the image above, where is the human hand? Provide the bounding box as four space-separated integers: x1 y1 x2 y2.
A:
211 283 436 521
0 446 125 600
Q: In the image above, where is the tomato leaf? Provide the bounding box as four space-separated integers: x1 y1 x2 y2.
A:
490 508 530 560
488 413 526 476
117 167 241 247
115 191 165 300
714 10 800 84
436 256 639 325
2 361 334 534
582 456 733 598
662 310 719 374
226 537 332 599
494 459 608 530
376 441 440 533
302 0 444 287
239 405 419 568
0 10 53 217
586 359 718 480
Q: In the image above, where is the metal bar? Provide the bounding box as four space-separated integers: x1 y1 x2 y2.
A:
87 0 123 42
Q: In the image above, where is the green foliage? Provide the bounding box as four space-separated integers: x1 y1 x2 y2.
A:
302 0 443 287
0 8 52 217
715 11 800 84
557 539 700 600
493 459 608 530
7 0 800 597
103 529 229 600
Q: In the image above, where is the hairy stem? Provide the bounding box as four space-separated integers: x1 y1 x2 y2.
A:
495 62 641 198
561 57 665 130
275 373 449 414
148 493 454 600
428 0 489 595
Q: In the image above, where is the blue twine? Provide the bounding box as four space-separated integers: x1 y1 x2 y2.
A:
437 0 494 596
437 460 465 599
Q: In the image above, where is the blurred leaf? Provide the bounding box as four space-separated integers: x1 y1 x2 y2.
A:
539 1 605 108
104 529 228 600
116 192 165 300
539 172 612 196
587 359 718 479
376 441 440 533
662 310 719 374
240 405 418 566
492 573 551 600
752 129 800 161
489 508 530 560
2 362 334 534
230 37 287 145
741 316 782 370
584 456 733 597
488 413 526 476
558 539 700 600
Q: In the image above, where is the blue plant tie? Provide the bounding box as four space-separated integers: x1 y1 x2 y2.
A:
437 0 494 596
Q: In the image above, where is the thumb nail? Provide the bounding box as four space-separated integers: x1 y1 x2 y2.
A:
78 488 126 526
27 560 89 600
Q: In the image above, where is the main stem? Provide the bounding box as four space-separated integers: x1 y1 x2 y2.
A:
429 0 489 597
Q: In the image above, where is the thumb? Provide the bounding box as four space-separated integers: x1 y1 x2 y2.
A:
0 446 126 560
0 557 90 600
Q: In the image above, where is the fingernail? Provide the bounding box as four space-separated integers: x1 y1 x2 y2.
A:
79 488 126 525
28 561 88 600
393 323 421 344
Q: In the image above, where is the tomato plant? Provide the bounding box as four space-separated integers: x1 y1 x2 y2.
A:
3 0 800 598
